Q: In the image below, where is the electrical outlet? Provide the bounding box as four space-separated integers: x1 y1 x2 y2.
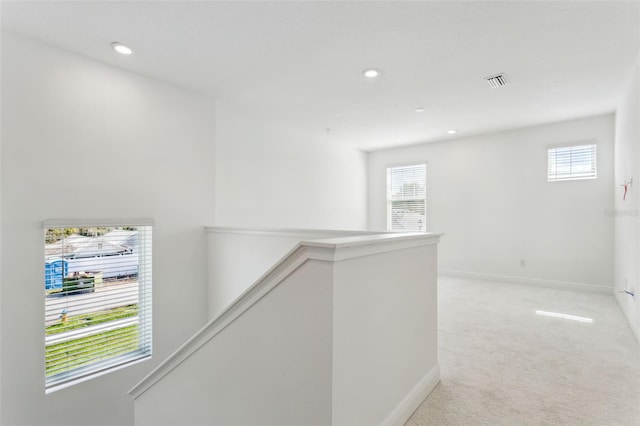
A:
520 259 526 267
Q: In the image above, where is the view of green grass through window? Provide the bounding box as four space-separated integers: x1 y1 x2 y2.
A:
44 224 152 390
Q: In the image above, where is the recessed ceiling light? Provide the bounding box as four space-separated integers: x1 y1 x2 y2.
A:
448 129 457 134
416 107 425 113
363 69 380 78
111 42 133 55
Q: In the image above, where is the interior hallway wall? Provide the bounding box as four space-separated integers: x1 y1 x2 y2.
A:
614 54 640 342
1 33 216 426
214 102 368 230
368 115 614 290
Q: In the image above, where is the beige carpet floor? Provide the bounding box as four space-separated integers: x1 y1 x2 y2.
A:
407 276 640 426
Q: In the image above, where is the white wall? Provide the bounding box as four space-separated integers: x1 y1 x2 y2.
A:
1 33 215 426
369 115 615 289
332 243 439 425
135 260 335 426
206 227 382 319
207 229 304 318
214 102 368 230
614 55 640 342
132 233 440 426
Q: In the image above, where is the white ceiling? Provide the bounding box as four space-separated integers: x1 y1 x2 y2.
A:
2 1 639 151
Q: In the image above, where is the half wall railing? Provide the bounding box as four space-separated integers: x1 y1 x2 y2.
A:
130 230 441 426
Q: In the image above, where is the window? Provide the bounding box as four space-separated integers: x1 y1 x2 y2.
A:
548 144 597 181
44 221 152 392
387 164 427 231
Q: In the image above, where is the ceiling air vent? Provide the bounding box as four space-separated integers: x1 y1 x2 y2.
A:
485 73 509 88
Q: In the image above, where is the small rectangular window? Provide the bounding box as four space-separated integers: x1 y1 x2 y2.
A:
387 164 427 231
548 144 596 181
44 222 152 392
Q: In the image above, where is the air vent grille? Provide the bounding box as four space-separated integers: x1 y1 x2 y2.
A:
485 73 509 88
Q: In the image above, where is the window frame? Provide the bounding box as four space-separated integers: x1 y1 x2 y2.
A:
547 143 597 182
386 162 428 232
43 218 153 393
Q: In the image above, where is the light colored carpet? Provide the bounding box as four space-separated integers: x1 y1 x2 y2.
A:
407 276 640 426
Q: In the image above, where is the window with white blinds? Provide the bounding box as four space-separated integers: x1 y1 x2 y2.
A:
387 164 427 232
548 144 597 181
44 223 152 391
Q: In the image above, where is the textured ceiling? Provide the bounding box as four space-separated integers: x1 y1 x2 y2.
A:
2 1 639 150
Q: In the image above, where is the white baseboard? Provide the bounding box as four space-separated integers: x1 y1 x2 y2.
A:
381 364 440 426
440 269 613 294
614 292 640 344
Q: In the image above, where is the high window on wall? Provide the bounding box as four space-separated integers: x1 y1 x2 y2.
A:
548 144 597 181
387 164 427 232
43 220 153 392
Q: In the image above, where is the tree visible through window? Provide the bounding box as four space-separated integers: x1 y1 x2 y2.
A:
44 222 152 391
387 164 427 231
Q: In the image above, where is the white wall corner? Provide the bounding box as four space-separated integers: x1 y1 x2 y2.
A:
381 364 441 426
614 292 640 344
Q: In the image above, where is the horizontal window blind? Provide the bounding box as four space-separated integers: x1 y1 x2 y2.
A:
44 225 152 391
387 164 427 232
548 144 596 181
